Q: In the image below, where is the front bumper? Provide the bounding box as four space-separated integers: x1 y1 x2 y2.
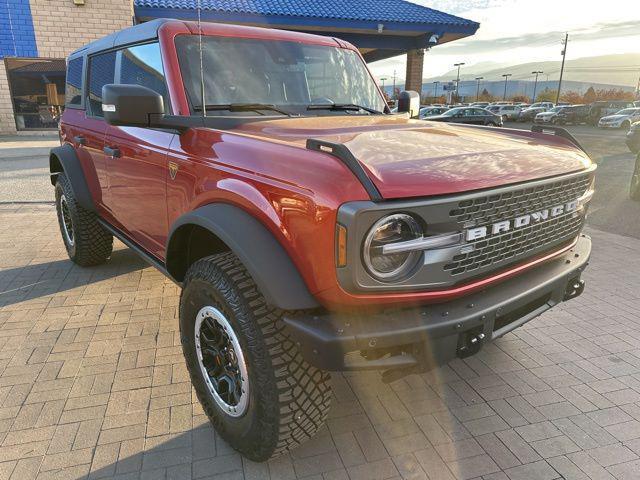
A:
284 234 591 371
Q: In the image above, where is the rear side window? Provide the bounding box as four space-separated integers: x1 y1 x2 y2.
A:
65 57 84 107
119 43 170 112
87 51 116 117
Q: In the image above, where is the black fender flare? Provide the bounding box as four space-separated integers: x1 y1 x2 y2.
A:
167 204 320 310
49 144 96 212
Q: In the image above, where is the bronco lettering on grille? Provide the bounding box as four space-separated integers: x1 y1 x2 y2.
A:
465 199 579 242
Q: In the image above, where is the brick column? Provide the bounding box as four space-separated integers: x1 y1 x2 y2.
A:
404 49 424 96
0 64 17 135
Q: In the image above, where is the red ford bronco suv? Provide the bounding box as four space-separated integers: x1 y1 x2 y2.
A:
51 19 595 461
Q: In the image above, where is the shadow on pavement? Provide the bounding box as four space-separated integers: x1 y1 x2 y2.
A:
0 248 148 308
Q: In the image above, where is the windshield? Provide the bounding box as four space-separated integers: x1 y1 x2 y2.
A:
175 35 386 116
442 108 462 116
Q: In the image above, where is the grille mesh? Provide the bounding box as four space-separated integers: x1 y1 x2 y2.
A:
444 174 591 277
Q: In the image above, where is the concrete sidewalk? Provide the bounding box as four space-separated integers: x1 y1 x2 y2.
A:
1 204 640 479
0 135 59 203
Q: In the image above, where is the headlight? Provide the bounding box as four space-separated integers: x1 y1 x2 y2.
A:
362 214 423 281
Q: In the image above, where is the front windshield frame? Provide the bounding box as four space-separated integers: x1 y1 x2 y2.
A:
174 34 387 117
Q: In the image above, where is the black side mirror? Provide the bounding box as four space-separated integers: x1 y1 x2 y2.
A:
102 84 164 127
397 90 420 118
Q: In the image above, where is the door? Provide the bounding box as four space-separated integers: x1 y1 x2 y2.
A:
82 51 118 218
104 42 174 258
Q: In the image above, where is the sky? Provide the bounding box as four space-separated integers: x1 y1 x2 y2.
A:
368 0 640 82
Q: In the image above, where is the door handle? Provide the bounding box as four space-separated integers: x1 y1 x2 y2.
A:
103 146 121 158
73 135 86 145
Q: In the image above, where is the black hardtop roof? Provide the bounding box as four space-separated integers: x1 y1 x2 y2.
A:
68 18 172 59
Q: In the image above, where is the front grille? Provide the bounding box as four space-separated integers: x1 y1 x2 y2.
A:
444 173 591 277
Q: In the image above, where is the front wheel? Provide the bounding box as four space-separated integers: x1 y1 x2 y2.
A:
622 121 631 131
630 154 640 201
179 253 332 461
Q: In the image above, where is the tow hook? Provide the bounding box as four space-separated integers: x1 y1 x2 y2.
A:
564 279 585 301
457 327 485 358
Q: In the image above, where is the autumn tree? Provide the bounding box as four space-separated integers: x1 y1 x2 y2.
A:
583 87 597 103
478 88 496 102
510 94 529 103
535 88 558 102
560 91 583 104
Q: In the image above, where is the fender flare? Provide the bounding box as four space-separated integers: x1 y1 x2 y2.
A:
49 144 96 212
167 204 320 310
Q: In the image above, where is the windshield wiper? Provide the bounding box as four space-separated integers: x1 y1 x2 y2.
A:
307 103 383 115
194 103 293 116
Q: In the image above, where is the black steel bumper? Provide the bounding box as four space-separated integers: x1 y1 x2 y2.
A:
284 235 591 372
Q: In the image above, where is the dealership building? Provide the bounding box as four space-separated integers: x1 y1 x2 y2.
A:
0 0 478 134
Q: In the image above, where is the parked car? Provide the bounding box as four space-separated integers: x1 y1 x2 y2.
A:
426 106 503 126
470 102 489 108
419 106 449 118
628 123 640 200
51 19 594 461
598 107 640 130
534 106 565 124
588 100 636 125
529 101 554 110
627 122 640 154
487 104 521 121
518 106 546 122
553 105 590 125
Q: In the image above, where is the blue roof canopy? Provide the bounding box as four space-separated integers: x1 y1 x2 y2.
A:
134 0 479 62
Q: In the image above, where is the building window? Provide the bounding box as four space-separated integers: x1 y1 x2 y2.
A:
5 58 65 130
65 57 84 107
87 51 116 117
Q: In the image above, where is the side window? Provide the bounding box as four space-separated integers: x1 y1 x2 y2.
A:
119 43 170 112
65 57 84 107
87 51 116 117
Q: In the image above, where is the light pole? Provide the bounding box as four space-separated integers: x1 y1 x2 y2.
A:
556 33 569 104
392 70 397 99
433 81 440 102
380 77 388 91
502 73 512 101
531 71 543 103
475 77 484 102
454 62 465 102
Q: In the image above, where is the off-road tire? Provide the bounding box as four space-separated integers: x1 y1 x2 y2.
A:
630 154 640 201
55 173 113 266
179 253 332 461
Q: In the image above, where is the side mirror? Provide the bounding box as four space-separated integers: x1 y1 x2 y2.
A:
102 84 164 127
397 90 420 118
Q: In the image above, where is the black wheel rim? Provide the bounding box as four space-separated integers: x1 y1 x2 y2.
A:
59 195 74 246
195 306 249 417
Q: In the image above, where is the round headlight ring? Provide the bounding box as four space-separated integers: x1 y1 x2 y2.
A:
362 213 423 282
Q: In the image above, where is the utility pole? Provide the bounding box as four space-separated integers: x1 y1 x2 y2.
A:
454 62 465 103
502 73 512 100
475 77 484 102
636 72 640 99
433 81 440 102
531 70 543 103
556 33 568 104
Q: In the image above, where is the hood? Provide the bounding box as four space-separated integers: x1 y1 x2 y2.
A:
233 115 592 199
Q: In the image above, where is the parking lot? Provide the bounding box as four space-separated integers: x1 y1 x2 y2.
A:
1 123 640 480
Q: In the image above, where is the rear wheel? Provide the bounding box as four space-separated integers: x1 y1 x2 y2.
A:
179 253 332 461
55 173 113 266
622 120 631 131
630 154 640 201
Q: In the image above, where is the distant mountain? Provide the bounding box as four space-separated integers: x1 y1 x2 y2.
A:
425 54 640 88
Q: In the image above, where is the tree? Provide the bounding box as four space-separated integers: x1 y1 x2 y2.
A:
536 88 558 103
560 91 583 104
510 94 529 103
583 86 597 104
478 88 496 102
